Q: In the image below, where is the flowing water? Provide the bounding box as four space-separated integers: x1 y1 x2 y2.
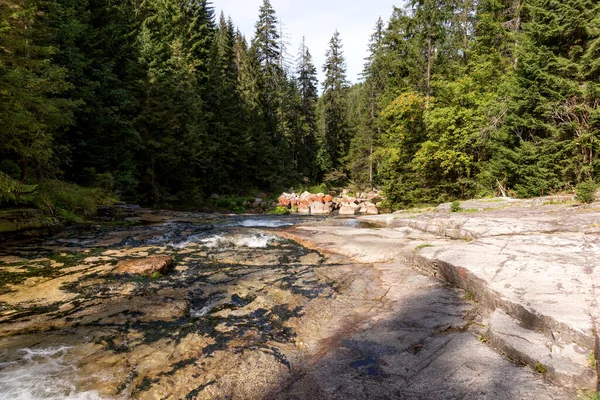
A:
0 211 377 399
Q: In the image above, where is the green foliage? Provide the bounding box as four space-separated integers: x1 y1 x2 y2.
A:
295 183 328 195
319 31 350 172
34 180 115 219
0 172 37 204
150 271 163 279
588 353 596 370
0 0 77 180
577 392 600 400
576 181 598 204
450 201 462 212
269 206 290 215
212 196 252 214
414 243 433 251
1 0 598 210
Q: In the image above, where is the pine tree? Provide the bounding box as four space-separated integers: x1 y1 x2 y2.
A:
206 13 253 192
134 0 212 203
296 37 319 179
50 0 141 195
407 0 453 99
0 0 75 182
346 18 386 189
320 30 350 171
505 0 600 196
252 0 281 123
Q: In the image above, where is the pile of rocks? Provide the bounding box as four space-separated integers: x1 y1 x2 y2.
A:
278 190 383 215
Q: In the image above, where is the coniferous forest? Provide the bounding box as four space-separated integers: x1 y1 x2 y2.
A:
1 0 599 212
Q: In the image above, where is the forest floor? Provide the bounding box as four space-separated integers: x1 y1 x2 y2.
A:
0 201 595 399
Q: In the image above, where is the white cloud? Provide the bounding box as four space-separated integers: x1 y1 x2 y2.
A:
213 0 401 87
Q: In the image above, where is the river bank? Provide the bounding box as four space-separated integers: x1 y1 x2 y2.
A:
0 204 589 399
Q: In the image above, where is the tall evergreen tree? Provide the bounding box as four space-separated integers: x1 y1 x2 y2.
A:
346 17 387 189
134 0 212 203
50 0 141 194
0 0 75 182
320 30 350 171
206 13 252 192
252 0 281 122
505 0 600 196
296 37 319 179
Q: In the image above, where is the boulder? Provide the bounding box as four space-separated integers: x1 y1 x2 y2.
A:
297 204 311 214
115 256 174 276
349 203 361 211
324 194 333 203
311 201 332 215
366 206 379 215
339 205 357 215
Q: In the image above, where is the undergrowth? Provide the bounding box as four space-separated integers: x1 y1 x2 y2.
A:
34 180 116 222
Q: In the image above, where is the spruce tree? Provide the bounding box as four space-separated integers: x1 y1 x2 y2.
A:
296 37 319 179
346 18 387 189
506 0 600 196
50 0 141 194
0 0 75 182
206 13 252 192
320 30 350 171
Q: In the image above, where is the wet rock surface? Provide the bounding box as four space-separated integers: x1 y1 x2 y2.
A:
115 255 174 276
0 209 575 399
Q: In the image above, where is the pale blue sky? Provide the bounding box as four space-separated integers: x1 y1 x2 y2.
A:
214 0 402 87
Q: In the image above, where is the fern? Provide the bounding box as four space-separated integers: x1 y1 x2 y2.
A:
0 171 37 204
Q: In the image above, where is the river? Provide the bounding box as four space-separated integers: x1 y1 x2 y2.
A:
0 209 572 399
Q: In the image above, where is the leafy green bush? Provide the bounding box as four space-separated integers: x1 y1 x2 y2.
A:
269 206 290 215
213 196 251 213
576 181 598 204
0 171 37 204
295 182 327 195
450 201 461 212
34 180 115 219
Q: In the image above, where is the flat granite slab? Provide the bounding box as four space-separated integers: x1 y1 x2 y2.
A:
358 199 600 389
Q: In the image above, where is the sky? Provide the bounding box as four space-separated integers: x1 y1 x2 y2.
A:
214 0 401 87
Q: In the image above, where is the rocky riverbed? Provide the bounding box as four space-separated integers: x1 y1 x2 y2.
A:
0 207 578 399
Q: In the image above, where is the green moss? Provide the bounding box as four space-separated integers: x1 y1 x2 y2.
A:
150 271 162 279
588 353 596 369
535 362 547 374
414 244 433 251
577 391 600 400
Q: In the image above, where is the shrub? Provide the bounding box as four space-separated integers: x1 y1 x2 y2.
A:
269 206 290 215
34 180 115 219
0 171 37 204
576 181 598 204
213 196 251 214
450 201 461 212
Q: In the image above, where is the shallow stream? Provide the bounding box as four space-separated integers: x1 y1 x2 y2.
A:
0 212 374 399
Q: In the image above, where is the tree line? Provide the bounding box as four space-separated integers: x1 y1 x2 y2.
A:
0 0 598 209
